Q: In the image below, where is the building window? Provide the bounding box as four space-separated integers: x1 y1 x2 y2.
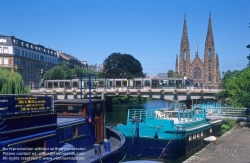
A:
183 49 186 61
208 73 212 82
4 58 8 65
0 47 2 53
18 49 20 55
0 58 2 64
193 67 202 79
208 66 211 71
3 47 8 54
0 38 7 43
208 48 212 60
22 50 24 57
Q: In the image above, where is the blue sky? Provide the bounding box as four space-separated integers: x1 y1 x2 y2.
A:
1 0 249 76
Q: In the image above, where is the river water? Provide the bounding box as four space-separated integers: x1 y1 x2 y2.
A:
106 99 169 126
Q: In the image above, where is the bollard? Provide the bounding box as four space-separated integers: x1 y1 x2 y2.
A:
104 139 111 152
93 144 101 155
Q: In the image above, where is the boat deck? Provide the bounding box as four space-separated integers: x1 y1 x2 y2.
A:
77 136 121 162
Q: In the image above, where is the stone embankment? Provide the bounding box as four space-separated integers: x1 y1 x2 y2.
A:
184 122 250 163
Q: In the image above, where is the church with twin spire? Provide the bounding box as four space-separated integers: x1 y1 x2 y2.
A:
175 14 220 87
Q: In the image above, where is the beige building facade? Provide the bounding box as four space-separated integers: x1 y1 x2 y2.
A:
175 14 220 87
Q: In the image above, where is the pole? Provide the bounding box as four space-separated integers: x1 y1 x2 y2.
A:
101 94 106 139
80 75 83 99
88 74 92 120
45 63 47 88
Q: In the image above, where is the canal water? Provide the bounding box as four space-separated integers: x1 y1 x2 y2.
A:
106 99 168 126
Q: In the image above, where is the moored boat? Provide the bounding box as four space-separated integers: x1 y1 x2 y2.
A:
0 95 126 163
114 104 222 162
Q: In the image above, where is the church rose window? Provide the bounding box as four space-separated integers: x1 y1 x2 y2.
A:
193 67 202 79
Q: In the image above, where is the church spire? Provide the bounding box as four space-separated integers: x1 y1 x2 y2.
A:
195 41 198 56
205 13 214 47
181 14 189 48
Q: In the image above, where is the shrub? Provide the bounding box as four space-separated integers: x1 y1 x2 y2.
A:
221 119 237 134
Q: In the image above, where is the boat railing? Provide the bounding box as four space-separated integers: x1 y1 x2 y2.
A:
127 107 207 124
127 108 165 123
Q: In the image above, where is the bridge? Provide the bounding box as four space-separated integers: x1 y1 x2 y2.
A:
31 87 221 101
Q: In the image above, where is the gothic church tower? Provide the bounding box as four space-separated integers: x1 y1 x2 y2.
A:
178 15 190 76
176 14 220 87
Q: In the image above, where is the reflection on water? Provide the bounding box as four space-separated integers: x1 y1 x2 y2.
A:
106 99 168 126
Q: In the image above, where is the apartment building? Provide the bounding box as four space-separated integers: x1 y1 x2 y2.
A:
0 35 58 88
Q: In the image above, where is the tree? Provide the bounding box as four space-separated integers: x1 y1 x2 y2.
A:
43 64 100 80
224 68 250 107
167 70 174 77
103 52 144 78
0 68 29 94
215 70 240 103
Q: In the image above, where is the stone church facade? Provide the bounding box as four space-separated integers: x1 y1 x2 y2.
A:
175 14 220 87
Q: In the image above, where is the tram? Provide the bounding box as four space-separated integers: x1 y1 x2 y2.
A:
43 77 194 89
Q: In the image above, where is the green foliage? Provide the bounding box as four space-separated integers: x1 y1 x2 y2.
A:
103 52 144 78
215 69 250 107
225 68 250 107
221 119 237 134
167 70 174 77
112 96 149 104
43 64 100 80
0 68 29 94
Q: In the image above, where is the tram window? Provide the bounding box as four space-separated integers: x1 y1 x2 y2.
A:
48 82 53 88
116 81 121 87
169 80 175 86
60 82 64 88
53 82 58 88
135 81 141 86
144 80 150 86
122 81 127 86
65 82 70 88
176 80 182 85
99 81 104 87
73 81 78 87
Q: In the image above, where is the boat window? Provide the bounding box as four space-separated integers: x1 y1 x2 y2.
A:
197 133 199 138
201 132 203 137
189 135 192 141
72 126 78 137
193 134 196 139
210 128 212 133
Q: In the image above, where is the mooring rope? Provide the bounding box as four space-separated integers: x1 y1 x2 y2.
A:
157 126 181 161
